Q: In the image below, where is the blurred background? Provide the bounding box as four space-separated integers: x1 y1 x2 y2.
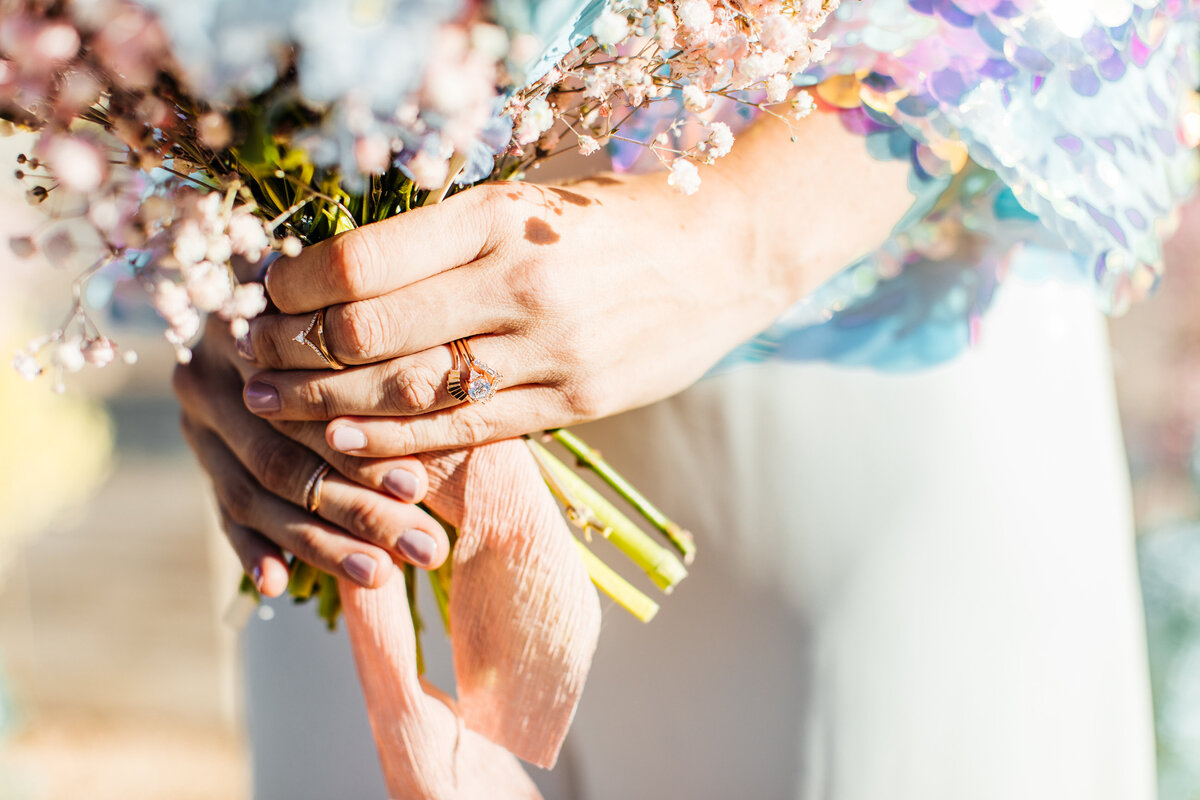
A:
1 130 1200 800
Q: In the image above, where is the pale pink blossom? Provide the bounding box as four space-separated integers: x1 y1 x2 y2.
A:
577 135 600 156
82 337 117 367
185 261 233 312
677 1 714 31
226 282 268 320
39 134 107 193
228 214 270 262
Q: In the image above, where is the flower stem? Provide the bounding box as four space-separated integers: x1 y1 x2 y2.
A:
288 559 319 600
527 438 688 593
548 428 696 564
574 540 659 623
405 563 426 676
316 571 342 631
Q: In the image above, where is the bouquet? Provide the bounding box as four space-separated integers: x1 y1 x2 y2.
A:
0 0 835 793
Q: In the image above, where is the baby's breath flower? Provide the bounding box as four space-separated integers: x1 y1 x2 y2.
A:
790 90 816 119
577 135 600 156
13 352 41 381
682 84 709 112
667 159 701 195
593 9 632 47
704 122 734 159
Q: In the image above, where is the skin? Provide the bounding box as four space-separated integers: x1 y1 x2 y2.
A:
175 106 915 597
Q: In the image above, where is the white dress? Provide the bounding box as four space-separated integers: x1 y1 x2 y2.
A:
242 276 1155 799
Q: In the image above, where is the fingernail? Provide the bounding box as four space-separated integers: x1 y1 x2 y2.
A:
342 553 378 587
251 565 264 592
383 469 418 502
396 529 437 567
236 332 255 361
330 426 367 452
245 382 280 413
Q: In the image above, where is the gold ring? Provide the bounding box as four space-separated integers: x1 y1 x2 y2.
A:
446 338 501 403
303 462 331 513
293 308 346 369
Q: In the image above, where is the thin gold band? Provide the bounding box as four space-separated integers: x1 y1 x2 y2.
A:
303 462 331 513
295 308 346 370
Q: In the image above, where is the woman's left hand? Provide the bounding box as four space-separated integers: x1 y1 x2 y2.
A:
237 111 914 456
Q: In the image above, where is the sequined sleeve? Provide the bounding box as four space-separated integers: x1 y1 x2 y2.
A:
719 0 1200 372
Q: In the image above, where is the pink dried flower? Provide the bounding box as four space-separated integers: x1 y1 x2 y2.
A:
38 133 107 193
577 135 600 156
82 337 117 367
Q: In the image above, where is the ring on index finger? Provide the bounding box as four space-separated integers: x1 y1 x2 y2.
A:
294 308 347 370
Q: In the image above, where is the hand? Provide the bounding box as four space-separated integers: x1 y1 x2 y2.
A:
174 317 452 598
237 110 915 456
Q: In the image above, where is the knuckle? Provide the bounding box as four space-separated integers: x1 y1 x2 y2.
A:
391 366 440 413
330 302 388 362
451 409 496 447
326 233 381 299
297 379 334 419
247 436 302 497
254 321 286 367
342 495 389 544
563 377 609 421
289 525 326 565
220 475 258 522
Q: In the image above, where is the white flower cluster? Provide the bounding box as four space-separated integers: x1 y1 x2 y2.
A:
145 191 270 361
508 0 837 195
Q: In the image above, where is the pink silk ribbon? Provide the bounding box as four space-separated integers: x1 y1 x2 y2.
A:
341 438 602 797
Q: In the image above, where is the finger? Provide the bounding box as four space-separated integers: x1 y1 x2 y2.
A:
177 338 433 503
181 416 394 587
323 385 572 457
242 335 517 422
272 419 429 503
218 511 290 598
245 261 510 370
178 370 447 565
315 473 448 569
177 362 446 563
264 188 494 314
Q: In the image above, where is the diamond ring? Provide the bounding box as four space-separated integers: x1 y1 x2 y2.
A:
446 339 501 404
293 308 346 370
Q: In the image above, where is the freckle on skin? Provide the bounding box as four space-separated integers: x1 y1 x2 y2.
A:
524 217 561 245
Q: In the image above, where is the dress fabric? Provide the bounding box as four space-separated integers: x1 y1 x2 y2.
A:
243 276 1155 799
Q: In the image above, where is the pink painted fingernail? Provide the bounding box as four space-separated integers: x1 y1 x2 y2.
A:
342 553 377 587
245 382 280 413
383 469 418 502
236 332 255 361
396 529 436 567
331 427 367 452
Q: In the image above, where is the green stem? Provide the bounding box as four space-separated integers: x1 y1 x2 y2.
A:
549 429 696 564
288 559 319 600
405 563 426 676
574 540 659 623
527 438 688 593
316 571 342 631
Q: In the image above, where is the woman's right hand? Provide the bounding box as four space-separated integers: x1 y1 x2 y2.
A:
174 316 451 598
